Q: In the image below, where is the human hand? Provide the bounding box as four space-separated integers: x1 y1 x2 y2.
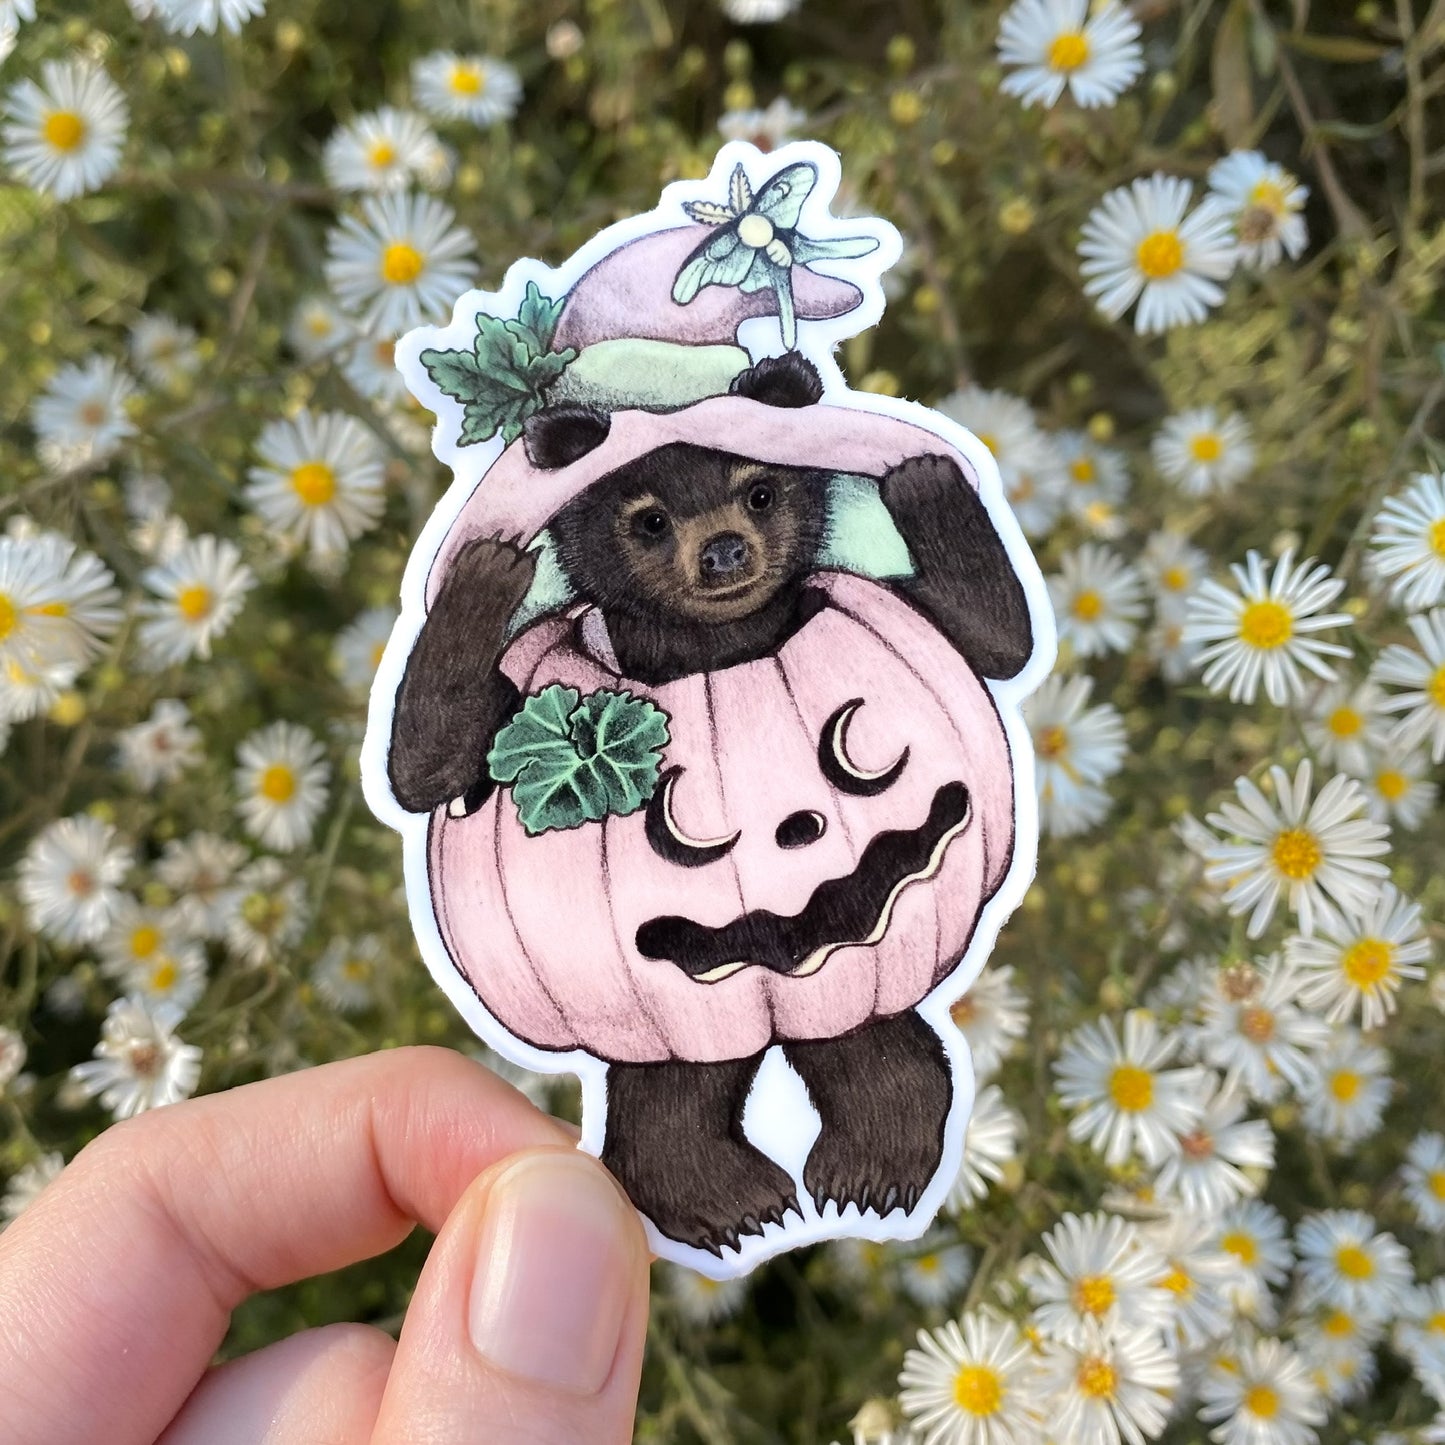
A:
0 1047 651 1445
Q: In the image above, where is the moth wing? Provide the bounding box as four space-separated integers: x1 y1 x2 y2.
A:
753 161 818 230
671 229 754 303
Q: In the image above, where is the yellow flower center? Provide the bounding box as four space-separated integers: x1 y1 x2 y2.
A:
1271 826 1321 881
1047 30 1091 71
1238 599 1293 649
149 959 178 992
1335 1244 1374 1280
949 995 976 1026
1430 663 1445 708
976 432 999 456
381 241 425 285
1429 1309 1445 1332
1069 457 1095 485
43 110 86 152
1245 1384 1280 1418
1240 1005 1277 1043
738 213 776 249
1322 1310 1354 1337
1160 1266 1192 1296
1035 724 1068 761
1221 1231 1257 1266
1161 565 1189 591
1375 768 1407 801
130 924 162 958
0 593 15 641
1424 517 1445 559
1341 937 1392 987
291 461 338 507
342 958 370 981
370 640 386 670
1136 230 1184 280
368 139 397 168
1429 1171 1445 1201
1329 1070 1361 1103
1073 1274 1116 1316
1071 589 1103 621
1108 1064 1154 1113
953 1364 1004 1416
1248 178 1288 214
176 584 214 622
1076 1357 1117 1400
1189 431 1222 463
1327 706 1362 738
259 764 297 802
450 62 485 96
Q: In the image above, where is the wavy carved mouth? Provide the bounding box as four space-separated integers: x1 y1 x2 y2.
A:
634 782 972 983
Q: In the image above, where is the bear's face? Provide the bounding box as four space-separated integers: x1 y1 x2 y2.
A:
549 442 830 626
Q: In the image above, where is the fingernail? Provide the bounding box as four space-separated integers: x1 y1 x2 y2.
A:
468 1150 639 1394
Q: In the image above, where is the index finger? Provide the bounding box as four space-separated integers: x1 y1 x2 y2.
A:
0 1045 574 1445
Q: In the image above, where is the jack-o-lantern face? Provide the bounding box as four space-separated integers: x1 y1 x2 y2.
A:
428 570 1016 1066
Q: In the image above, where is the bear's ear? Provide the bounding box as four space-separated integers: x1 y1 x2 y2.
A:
730 352 823 409
523 405 611 470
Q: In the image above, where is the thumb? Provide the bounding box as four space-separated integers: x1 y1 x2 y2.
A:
368 1145 650 1445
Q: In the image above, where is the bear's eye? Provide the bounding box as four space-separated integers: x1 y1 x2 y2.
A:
635 508 669 538
747 484 774 512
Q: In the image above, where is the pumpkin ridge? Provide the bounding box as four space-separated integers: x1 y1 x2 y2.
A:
768 653 859 857
599 813 671 1054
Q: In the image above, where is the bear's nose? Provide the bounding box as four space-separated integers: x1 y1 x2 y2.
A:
699 532 750 578
776 810 826 849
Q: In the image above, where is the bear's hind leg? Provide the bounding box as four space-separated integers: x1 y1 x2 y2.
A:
784 1012 952 1217
601 1054 798 1257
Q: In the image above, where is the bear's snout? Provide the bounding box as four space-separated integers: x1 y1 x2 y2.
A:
699 531 751 581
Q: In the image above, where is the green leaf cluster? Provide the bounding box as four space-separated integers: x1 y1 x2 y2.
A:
419 281 575 446
487 684 670 835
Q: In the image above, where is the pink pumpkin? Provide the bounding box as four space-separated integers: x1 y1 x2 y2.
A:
428 569 1015 1066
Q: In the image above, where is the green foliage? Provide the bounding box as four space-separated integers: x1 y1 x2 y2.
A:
420 281 575 445
488 684 670 834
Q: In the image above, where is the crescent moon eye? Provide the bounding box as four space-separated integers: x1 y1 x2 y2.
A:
819 699 909 797
645 766 740 868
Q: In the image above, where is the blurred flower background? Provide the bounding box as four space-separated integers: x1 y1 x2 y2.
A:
1 0 1443 1441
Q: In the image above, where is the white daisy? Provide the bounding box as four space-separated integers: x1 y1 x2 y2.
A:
1302 679 1390 777
69 995 201 1120
234 719 331 852
1184 549 1352 706
1197 1336 1326 1445
324 191 476 338
1054 430 1129 529
1356 743 1437 828
996 0 1143 110
948 964 1029 1079
116 698 202 789
950 1084 1023 1208
156 830 246 939
1207 150 1310 270
1079 174 1238 334
1142 1213 1235 1350
149 0 265 35
898 1311 1044 1445
899 1233 974 1309
410 52 522 127
1004 435 1070 538
1295 1210 1413 1323
1393 1277 1445 1381
30 355 137 470
1299 1029 1390 1147
138 533 255 667
716 96 808 151
1049 544 1147 659
1055 1010 1207 1167
2 59 128 202
1141 531 1207 617
332 605 397 693
0 1 36 27
1151 406 1255 496
128 314 201 390
97 897 207 1015
245 409 387 563
340 332 409 406
323 106 448 193
718 0 800 21
18 813 131 946
1191 761 1390 937
1022 1211 1172 1346
0 528 121 679
223 856 310 966
0 654 76 724
1287 883 1430 1029
666 1263 749 1326
1035 1325 1178 1445
937 386 1064 535
1402 1134 1445 1232
1195 955 1331 1103
312 934 382 1014
1296 1304 1387 1406
1366 471 1445 611
288 295 353 361
1213 1199 1292 1321
1152 1073 1275 1217
2 1152 64 1225
1373 607 1445 760
1026 671 1127 838
1146 613 1203 684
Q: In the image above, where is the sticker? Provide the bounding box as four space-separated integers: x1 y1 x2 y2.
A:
361 140 1057 1277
